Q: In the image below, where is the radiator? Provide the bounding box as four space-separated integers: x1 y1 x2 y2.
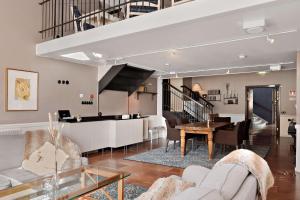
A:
0 128 23 136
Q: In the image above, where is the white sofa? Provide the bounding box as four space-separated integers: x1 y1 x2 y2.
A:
0 134 36 186
0 133 88 189
174 164 258 200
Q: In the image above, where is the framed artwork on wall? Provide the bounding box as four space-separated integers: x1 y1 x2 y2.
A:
5 68 39 111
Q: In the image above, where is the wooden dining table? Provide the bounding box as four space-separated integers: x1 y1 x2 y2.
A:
175 121 232 160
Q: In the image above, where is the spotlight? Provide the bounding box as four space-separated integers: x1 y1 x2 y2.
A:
258 71 267 75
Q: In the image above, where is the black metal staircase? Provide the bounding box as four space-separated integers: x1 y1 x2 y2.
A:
181 85 214 110
163 82 213 122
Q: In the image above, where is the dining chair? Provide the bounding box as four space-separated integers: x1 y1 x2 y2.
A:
163 111 195 152
214 121 245 150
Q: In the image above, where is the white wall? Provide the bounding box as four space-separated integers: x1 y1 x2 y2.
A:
157 78 163 116
295 52 300 173
0 0 98 124
192 70 296 115
170 78 183 112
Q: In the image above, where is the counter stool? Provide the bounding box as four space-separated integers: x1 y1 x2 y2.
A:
149 126 165 149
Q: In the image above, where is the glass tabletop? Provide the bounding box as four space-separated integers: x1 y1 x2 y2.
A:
0 164 130 200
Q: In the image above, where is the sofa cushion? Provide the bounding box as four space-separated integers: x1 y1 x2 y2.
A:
182 165 210 185
199 164 249 200
232 175 257 200
0 168 37 183
171 187 224 200
0 135 25 171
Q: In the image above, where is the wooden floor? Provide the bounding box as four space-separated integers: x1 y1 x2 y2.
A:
88 126 300 200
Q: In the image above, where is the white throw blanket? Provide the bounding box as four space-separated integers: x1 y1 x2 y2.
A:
214 149 274 200
135 175 194 200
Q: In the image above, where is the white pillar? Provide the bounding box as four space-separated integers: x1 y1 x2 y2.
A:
296 52 300 173
97 63 112 81
296 125 300 172
97 63 113 113
156 78 163 116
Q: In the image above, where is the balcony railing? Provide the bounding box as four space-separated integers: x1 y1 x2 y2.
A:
39 0 192 40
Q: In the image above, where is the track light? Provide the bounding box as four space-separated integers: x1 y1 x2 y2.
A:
266 35 275 44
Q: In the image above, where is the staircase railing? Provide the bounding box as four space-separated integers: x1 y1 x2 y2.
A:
181 85 214 110
39 0 191 40
163 83 213 122
253 101 272 123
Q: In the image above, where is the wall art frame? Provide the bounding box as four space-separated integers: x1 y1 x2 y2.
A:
5 68 39 111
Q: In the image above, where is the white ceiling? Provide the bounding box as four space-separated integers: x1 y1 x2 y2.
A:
37 0 300 78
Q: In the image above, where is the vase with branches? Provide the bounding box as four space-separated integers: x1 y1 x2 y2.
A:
48 112 64 199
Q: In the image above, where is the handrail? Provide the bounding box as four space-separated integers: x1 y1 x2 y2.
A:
253 101 272 113
39 0 183 40
163 82 211 108
163 82 213 122
181 85 214 107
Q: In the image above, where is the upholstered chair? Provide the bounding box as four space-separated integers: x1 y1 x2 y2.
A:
213 117 231 123
214 121 245 149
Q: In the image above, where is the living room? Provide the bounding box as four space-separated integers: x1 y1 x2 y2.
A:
0 0 300 199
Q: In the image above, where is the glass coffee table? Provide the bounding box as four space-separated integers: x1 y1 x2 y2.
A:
0 164 130 200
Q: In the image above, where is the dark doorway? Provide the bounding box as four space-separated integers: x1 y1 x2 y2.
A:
253 88 274 124
245 85 280 138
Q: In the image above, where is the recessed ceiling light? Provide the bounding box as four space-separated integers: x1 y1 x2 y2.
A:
169 71 176 75
258 71 267 75
239 54 247 59
61 52 90 61
92 52 103 58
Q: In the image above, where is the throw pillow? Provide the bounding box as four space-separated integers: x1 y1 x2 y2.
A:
199 164 249 200
22 142 69 176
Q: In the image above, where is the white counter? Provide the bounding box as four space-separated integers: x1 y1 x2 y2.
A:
62 119 144 152
280 115 295 137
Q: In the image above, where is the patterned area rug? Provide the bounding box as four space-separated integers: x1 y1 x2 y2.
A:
125 142 270 169
88 182 147 200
